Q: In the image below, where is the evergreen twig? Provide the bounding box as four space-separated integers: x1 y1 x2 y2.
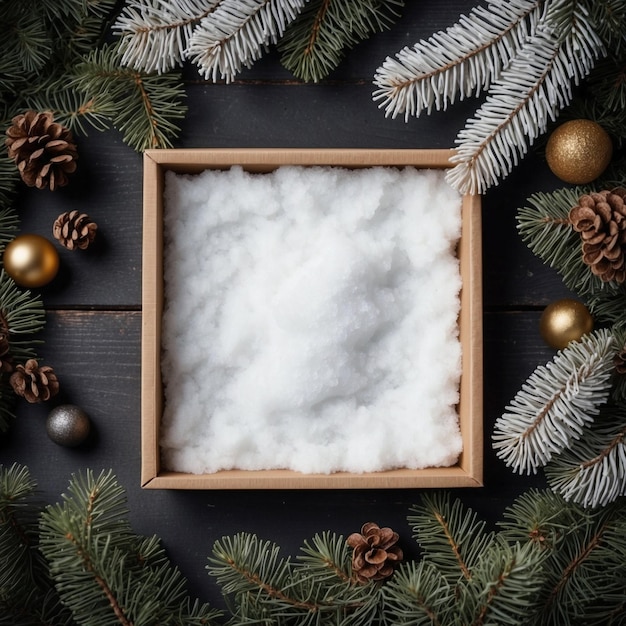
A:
38 469 221 626
188 0 307 83
373 0 624 194
72 43 187 151
279 0 403 83
492 329 616 475
114 0 220 74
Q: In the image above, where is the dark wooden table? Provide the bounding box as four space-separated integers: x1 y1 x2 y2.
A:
0 0 576 609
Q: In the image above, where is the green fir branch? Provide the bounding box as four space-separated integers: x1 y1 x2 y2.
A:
209 531 381 625
408 492 494 586
536 500 626 624
0 271 45 432
381 560 454 626
516 186 626 306
24 83 115 137
72 43 187 152
39 469 220 626
0 464 75 626
0 155 20 213
461 540 547 626
492 329 616 475
498 490 626 624
279 0 404 83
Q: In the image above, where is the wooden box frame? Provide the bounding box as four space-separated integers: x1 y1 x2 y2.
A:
142 148 483 489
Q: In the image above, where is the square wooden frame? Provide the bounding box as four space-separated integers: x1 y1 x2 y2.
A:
142 148 483 489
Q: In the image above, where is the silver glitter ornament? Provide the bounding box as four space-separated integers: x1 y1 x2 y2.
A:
46 404 91 446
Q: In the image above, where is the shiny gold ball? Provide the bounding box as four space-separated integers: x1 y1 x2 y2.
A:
539 298 594 350
3 234 60 288
545 119 613 184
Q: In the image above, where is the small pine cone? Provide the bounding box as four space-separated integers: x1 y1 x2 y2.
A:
5 110 78 191
10 358 59 403
347 522 403 584
53 210 97 250
569 188 626 283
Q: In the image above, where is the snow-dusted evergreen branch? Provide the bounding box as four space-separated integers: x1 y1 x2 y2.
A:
114 0 220 73
545 412 626 508
188 0 306 83
492 329 615 475
373 0 608 194
447 3 603 194
373 0 542 121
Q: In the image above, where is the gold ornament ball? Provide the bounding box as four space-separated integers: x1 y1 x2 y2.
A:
3 234 60 288
545 119 613 184
539 299 594 350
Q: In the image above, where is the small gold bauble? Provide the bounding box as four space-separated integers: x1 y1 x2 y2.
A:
3 234 60 288
545 119 613 184
539 298 594 350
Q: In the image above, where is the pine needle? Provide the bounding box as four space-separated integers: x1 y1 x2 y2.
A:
492 329 616 475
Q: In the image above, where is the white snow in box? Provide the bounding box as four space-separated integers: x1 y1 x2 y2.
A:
161 165 463 474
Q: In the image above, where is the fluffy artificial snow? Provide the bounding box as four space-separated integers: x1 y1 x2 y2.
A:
161 165 463 474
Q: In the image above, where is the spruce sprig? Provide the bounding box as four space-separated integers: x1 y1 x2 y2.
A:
373 0 622 194
114 0 220 74
0 464 75 626
209 531 381 625
407 492 494 586
544 407 626 508
188 0 307 83
72 43 187 151
386 493 547 626
38 469 221 626
278 0 404 83
492 329 616 475
498 489 626 624
0 271 45 433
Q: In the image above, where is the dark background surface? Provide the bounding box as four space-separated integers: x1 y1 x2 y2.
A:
0 0 579 610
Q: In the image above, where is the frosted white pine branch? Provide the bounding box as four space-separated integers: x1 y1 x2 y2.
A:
492 329 615 476
546 422 626 508
446 5 603 195
114 0 219 74
372 0 543 121
188 0 306 83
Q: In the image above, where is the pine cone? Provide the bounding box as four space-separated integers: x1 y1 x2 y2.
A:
10 359 59 403
347 522 403 584
5 110 78 191
569 188 626 283
53 210 97 250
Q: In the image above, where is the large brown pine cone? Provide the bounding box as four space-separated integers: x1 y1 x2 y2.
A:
347 522 403 584
5 111 78 191
53 210 97 250
569 188 626 284
9 359 59 403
